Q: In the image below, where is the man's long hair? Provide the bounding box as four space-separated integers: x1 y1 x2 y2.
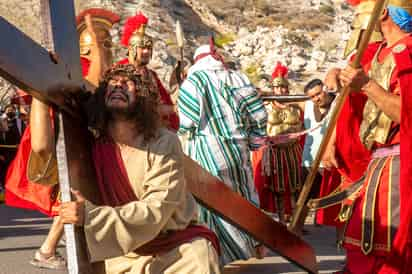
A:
86 64 160 143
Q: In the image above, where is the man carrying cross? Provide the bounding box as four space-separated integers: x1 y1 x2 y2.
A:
28 63 221 273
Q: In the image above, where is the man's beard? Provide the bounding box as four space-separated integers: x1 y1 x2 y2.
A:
105 88 138 119
135 58 150 67
105 100 140 121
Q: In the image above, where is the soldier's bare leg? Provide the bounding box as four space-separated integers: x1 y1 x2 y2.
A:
30 216 66 270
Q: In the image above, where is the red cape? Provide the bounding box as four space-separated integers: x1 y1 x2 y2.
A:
5 125 59 216
335 43 381 183
316 44 380 226
378 36 412 273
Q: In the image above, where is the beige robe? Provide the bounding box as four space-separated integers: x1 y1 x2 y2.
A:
28 128 220 274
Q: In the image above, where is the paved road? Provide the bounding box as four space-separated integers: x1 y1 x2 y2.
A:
0 204 344 274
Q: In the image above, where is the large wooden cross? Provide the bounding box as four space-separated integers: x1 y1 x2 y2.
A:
0 1 317 273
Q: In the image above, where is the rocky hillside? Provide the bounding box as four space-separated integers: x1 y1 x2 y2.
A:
0 0 353 104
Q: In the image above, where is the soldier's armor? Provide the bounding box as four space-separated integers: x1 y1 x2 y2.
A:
267 104 302 136
359 45 396 150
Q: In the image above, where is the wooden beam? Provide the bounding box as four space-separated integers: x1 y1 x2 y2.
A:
184 156 318 273
48 0 82 84
0 17 77 105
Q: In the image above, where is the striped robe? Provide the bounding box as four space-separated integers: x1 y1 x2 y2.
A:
178 68 267 264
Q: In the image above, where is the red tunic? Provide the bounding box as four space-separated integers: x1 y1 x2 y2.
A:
316 44 380 227
378 35 412 274
342 35 412 273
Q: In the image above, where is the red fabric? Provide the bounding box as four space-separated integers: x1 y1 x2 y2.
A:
345 250 386 273
252 143 302 215
378 35 412 274
335 43 381 183
118 58 180 131
81 57 90 77
92 138 220 255
10 90 32 105
271 62 288 79
194 37 227 69
136 224 221 256
344 156 395 255
5 126 59 216
316 168 344 227
92 138 138 207
346 0 361 6
76 8 120 26
4 57 91 217
338 36 412 273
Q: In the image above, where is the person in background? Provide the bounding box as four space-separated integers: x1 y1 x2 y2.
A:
177 42 267 264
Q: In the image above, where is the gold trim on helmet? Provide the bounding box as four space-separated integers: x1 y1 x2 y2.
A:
387 0 412 16
77 18 113 57
344 1 384 59
127 24 154 65
128 24 153 49
272 77 289 88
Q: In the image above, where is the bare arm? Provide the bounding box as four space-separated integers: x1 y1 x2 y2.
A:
321 127 338 169
30 98 55 158
340 66 401 123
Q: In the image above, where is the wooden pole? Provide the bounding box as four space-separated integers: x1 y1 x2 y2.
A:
289 0 387 234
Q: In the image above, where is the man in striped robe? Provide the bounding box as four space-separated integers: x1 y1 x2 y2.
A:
177 43 268 264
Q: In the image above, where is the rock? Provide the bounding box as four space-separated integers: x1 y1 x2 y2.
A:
0 0 354 100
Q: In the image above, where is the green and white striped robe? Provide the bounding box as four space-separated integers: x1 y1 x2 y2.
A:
178 67 267 264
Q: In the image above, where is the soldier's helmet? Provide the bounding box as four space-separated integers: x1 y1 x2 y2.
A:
271 62 289 88
76 8 120 58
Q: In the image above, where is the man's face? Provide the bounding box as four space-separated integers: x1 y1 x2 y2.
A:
307 85 328 108
105 75 138 113
273 85 289 95
130 47 152 66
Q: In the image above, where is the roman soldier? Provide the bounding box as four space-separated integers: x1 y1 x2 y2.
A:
316 0 385 237
119 13 179 131
311 1 412 272
252 62 303 223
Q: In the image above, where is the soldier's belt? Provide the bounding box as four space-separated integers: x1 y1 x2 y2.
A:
371 144 400 158
307 177 365 210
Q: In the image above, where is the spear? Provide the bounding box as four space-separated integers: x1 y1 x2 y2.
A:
260 94 310 103
169 20 185 89
289 0 387 234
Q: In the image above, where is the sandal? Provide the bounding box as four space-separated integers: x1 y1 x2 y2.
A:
30 249 67 270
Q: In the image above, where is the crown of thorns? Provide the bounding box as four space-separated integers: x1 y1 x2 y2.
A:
103 64 158 99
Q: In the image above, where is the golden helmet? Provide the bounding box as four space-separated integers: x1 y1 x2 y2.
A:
121 13 153 49
386 0 412 16
76 8 120 57
344 0 383 58
271 62 289 88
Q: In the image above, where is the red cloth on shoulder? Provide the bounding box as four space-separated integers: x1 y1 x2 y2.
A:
5 126 59 216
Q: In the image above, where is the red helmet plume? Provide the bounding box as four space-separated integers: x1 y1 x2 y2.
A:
271 62 288 79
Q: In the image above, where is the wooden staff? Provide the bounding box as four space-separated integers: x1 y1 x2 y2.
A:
289 0 387 234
